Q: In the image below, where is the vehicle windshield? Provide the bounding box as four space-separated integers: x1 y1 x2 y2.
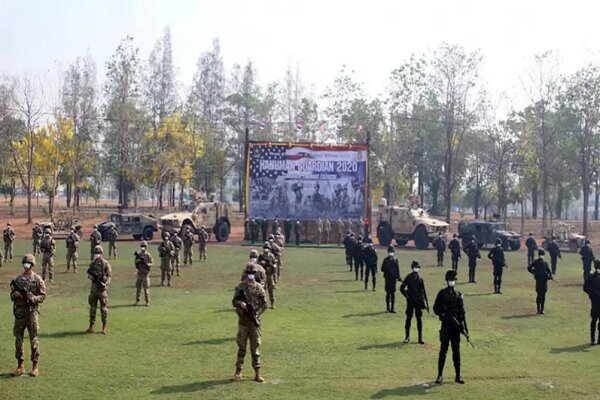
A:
410 208 428 218
494 223 506 230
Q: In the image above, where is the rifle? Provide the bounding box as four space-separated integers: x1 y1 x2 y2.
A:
10 279 38 315
87 267 106 288
239 286 261 329
441 303 474 348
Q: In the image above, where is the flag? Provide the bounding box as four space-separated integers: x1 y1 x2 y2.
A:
249 145 287 179
259 120 265 130
295 121 303 133
319 122 326 133
336 121 343 131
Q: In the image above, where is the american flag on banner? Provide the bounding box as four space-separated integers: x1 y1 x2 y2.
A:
336 121 343 131
258 120 266 130
295 121 303 133
249 145 287 179
318 122 326 133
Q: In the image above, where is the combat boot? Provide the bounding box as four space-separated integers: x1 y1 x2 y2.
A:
231 367 242 381
11 360 25 376
254 367 265 383
270 302 276 310
85 324 95 333
30 361 39 377
101 323 108 335
435 376 443 384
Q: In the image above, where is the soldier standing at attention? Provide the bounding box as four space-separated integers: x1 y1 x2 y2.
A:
434 269 467 385
580 240 595 283
182 228 194 266
357 217 365 238
261 217 268 243
363 238 378 291
242 250 266 285
400 261 428 344
198 226 208 261
381 246 401 313
10 254 46 377
258 243 277 309
66 227 80 273
343 232 355 271
268 235 282 283
547 236 561 275
107 225 118 260
316 218 323 247
231 273 268 383
488 239 507 294
525 232 537 267
294 219 301 246
434 233 446 267
158 233 175 286
283 218 292 245
448 234 461 271
345 218 353 235
583 260 600 345
40 229 56 283
4 222 16 262
32 223 43 255
464 239 481 284
89 225 102 261
337 218 344 247
134 241 153 306
527 249 553 315
353 236 365 281
251 218 259 245
85 245 111 334
324 218 331 244
272 217 280 235
170 232 183 277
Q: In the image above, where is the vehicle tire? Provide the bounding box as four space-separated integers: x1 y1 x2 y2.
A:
142 226 154 241
509 241 521 251
541 240 548 250
413 226 429 250
377 222 393 247
395 239 408 247
180 222 194 237
501 238 509 251
569 240 579 253
215 220 230 242
133 234 142 241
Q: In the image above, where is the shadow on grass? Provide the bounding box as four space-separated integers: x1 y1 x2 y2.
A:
359 341 404 350
108 304 137 309
463 292 494 297
329 279 355 283
342 311 386 318
335 290 365 294
371 384 433 398
151 378 233 394
550 344 591 353
182 337 235 346
500 313 538 320
214 308 233 313
40 331 87 339
0 372 14 379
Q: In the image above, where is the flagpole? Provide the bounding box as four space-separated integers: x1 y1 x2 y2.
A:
243 127 250 240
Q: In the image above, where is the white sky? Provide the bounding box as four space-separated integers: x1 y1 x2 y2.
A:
1 0 600 114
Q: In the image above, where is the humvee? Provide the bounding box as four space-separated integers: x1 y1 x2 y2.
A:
376 198 449 249
541 222 585 253
97 213 158 241
457 220 521 251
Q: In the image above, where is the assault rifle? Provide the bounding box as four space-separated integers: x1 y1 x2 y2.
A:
87 267 106 288
10 279 37 313
441 303 474 348
237 287 261 329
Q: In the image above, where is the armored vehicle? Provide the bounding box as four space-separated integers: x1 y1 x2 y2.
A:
97 213 158 241
457 220 521 251
541 223 585 253
376 198 449 249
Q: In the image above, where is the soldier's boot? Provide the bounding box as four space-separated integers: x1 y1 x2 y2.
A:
436 358 445 384
101 323 108 335
253 367 265 383
270 301 276 310
591 331 596 346
30 361 39 377
404 324 410 343
536 302 540 315
385 299 390 313
454 366 464 384
540 300 545 315
11 360 25 376
390 297 396 313
417 324 424 345
231 367 242 381
85 323 95 333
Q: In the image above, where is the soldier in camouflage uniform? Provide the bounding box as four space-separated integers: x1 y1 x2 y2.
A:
134 241 153 306
107 225 119 260
324 218 331 244
198 226 208 261
158 233 175 286
10 254 46 377
268 235 282 283
337 218 344 247
182 228 194 266
258 243 277 309
316 218 323 247
89 225 102 261
85 245 111 335
66 227 80 273
32 223 43 255
40 229 56 283
231 273 268 383
0 244 3 269
4 222 16 262
170 232 183 277
242 250 266 285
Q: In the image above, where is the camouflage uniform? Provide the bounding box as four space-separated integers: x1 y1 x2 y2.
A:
182 230 194 266
316 219 323 246
40 233 56 282
66 230 80 272
32 224 43 255
135 244 153 305
86 248 112 333
0 246 3 268
4 224 16 262
198 228 208 261
89 229 102 260
258 248 277 308
324 219 331 244
241 261 267 286
10 259 46 377
337 219 345 247
170 233 183 276
232 279 267 381
268 238 282 282
158 238 175 286
107 226 119 259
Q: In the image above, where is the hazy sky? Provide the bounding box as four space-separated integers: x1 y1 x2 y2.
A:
1 0 600 112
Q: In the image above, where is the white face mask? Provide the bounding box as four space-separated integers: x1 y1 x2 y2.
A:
247 274 255 281
412 268 420 273
539 255 545 260
23 263 32 270
94 254 101 260
250 257 257 263
448 280 457 287
388 253 394 257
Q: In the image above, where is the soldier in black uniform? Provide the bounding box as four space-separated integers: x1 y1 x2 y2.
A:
580 240 595 283
294 220 302 246
546 236 561 275
343 232 355 271
261 217 268 243
434 233 446 267
463 239 480 283
433 269 467 385
353 236 364 281
525 232 537 267
400 261 428 344
363 238 378 291
488 240 507 294
284 218 292 244
583 260 600 345
448 234 461 271
527 249 553 315
381 246 401 313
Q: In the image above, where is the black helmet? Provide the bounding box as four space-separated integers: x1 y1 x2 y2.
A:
387 245 395 253
445 270 458 281
538 249 545 256
411 260 420 270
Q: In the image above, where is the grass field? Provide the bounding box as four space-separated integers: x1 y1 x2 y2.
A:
0 240 598 400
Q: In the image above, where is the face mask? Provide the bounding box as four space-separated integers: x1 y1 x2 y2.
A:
94 254 101 260
250 257 257 263
539 255 545 260
247 274 255 281
448 280 456 287
412 268 420 273
141 248 146 253
23 263 32 270
388 253 394 257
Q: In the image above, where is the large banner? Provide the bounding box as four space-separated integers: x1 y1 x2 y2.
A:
246 142 369 221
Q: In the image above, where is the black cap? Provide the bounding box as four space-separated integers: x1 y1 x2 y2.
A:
496 239 502 245
445 270 458 281
538 249 545 256
411 260 420 270
387 245 395 253
453 234 457 238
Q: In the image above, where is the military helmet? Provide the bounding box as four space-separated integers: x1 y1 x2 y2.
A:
411 260 420 270
387 245 395 253
93 245 104 254
595 259 600 269
245 262 257 271
529 232 533 236
263 242 270 249
366 237 373 244
93 224 98 229
357 235 363 241
249 249 259 258
268 234 274 240
22 254 36 266
44 228 52 234
140 241 148 248
453 233 457 238
538 249 545 256
496 239 502 246
7 222 11 226
163 232 170 239
445 270 458 281
70 227 75 232
586 239 591 245
172 232 178 237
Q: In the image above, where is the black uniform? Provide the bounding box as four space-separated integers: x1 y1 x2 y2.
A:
583 270 600 343
400 272 428 342
488 246 506 294
525 237 537 266
463 242 481 283
434 236 446 267
546 241 561 275
433 285 467 382
363 244 378 291
250 219 259 244
580 245 595 282
353 240 364 281
284 219 292 244
527 257 553 314
261 219 268 242
343 234 355 270
448 238 461 271
294 221 301 246
381 255 401 312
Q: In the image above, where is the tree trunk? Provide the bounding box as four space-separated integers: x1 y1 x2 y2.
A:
556 185 563 220
430 180 440 215
9 178 15 208
66 183 72 208
520 198 525 235
474 182 481 219
594 182 599 221
179 182 185 208
531 183 538 219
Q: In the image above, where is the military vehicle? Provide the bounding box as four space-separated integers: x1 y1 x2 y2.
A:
159 191 231 242
457 220 521 251
376 198 449 249
97 213 158 241
541 222 585 253
39 211 83 238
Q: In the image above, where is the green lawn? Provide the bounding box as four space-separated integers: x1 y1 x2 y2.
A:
0 240 598 400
